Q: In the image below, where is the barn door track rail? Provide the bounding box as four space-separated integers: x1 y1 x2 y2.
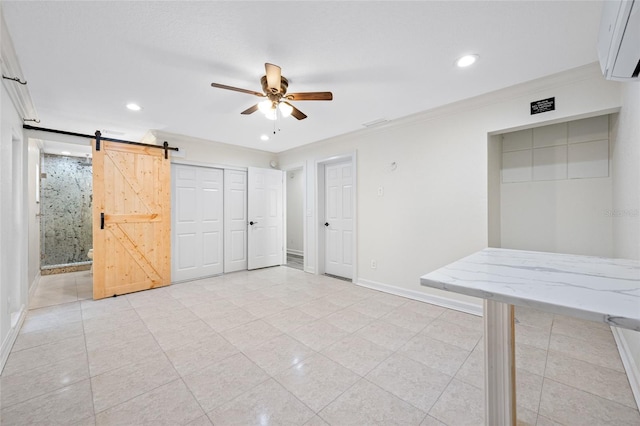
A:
22 125 179 159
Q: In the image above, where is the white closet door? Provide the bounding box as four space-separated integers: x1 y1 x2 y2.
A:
172 164 223 281
224 169 248 273
325 161 353 279
248 167 283 270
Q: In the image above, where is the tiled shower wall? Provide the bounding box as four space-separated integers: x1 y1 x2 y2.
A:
40 154 93 267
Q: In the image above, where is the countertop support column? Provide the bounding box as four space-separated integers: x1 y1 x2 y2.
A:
484 300 516 426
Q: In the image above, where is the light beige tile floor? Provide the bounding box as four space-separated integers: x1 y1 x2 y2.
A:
29 270 93 309
1 267 638 425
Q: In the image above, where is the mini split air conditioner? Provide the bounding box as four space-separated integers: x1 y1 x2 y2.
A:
598 0 640 81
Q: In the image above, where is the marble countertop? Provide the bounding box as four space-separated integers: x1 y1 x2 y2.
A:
420 248 640 331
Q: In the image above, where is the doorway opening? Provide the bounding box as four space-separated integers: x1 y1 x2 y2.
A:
31 138 94 308
285 167 304 271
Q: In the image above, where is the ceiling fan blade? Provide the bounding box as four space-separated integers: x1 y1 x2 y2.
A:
284 102 307 120
240 104 259 115
211 82 265 97
286 92 333 101
265 63 282 93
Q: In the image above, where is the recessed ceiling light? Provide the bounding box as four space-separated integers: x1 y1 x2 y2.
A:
61 151 71 155
260 135 269 141
126 103 142 111
456 54 479 68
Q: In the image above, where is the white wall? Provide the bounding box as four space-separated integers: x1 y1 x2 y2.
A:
278 63 622 310
0 82 29 370
149 130 276 169
499 117 613 257
612 86 640 260
501 179 612 256
27 139 40 289
286 168 304 255
487 135 501 248
611 82 640 406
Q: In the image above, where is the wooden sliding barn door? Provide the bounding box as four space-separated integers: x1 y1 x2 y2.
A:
92 140 171 299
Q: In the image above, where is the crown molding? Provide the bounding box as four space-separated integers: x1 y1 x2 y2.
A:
151 129 275 157
1 8 38 123
279 62 616 156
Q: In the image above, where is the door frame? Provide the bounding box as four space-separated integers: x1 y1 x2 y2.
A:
282 162 306 269
314 152 357 282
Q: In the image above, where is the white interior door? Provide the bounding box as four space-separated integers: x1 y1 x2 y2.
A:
224 169 248 273
325 161 353 279
248 167 283 270
172 164 223 281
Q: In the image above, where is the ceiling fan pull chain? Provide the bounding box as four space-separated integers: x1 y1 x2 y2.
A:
276 109 283 134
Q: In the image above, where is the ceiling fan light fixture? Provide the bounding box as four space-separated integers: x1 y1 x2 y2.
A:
260 134 269 141
126 103 142 111
456 54 479 68
279 102 293 118
264 109 278 120
258 99 273 114
211 63 332 121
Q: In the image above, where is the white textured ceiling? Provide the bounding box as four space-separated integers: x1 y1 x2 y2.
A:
3 1 603 153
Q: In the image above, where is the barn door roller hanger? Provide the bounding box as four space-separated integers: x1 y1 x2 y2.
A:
94 131 179 159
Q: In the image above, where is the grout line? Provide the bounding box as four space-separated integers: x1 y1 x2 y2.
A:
89 296 203 417
536 316 554 415
79 300 97 420
540 377 640 421
8 328 84 355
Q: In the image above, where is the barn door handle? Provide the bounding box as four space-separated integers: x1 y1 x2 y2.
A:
100 212 105 229
324 222 329 227
249 221 258 225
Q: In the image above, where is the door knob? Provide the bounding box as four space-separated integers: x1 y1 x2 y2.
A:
324 222 329 227
249 221 258 225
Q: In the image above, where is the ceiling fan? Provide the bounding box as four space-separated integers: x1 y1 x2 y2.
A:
211 63 333 120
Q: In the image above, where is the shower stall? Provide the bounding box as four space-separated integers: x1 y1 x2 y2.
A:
39 153 93 273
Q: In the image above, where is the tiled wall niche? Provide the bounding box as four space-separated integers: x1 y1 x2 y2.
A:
498 114 614 257
40 154 93 267
502 115 609 183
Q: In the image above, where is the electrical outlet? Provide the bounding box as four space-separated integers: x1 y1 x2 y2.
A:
370 260 377 269
377 187 384 196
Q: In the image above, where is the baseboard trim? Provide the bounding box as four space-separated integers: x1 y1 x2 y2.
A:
356 278 483 316
287 249 303 257
0 305 27 374
29 271 41 302
171 272 223 285
611 326 640 411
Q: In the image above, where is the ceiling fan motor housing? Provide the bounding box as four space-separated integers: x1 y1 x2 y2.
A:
261 75 288 97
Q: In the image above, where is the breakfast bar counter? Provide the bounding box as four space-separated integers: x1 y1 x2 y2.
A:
420 248 640 425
